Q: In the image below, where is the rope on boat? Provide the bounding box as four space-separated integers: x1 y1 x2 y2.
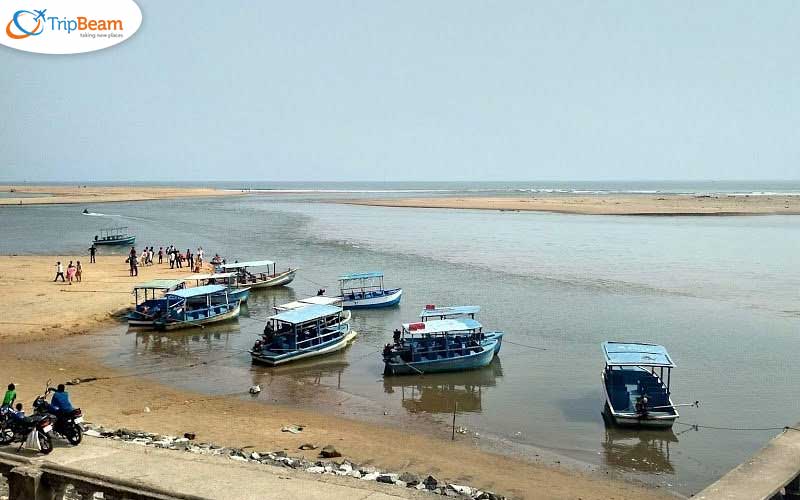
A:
503 339 548 351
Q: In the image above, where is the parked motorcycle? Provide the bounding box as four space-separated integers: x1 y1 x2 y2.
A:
0 406 54 454
32 382 83 446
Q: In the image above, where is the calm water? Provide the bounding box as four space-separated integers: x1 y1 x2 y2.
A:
1 190 799 495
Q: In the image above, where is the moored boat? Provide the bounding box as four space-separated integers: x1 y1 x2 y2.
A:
183 272 250 303
219 260 297 289
273 296 351 324
601 342 679 429
250 304 357 366
126 278 186 327
336 272 402 309
154 285 240 331
382 318 502 375
420 305 503 353
92 226 135 246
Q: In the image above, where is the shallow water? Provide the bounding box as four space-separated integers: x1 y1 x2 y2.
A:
1 193 799 495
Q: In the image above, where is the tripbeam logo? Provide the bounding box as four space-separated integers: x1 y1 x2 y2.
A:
1 0 141 54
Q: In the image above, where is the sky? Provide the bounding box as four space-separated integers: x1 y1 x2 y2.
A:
2 1 799 182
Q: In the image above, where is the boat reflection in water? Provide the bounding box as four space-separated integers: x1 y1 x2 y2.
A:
383 359 503 414
133 322 239 356
601 425 678 474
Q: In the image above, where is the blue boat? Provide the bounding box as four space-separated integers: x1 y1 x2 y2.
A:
126 279 186 327
602 342 679 429
184 272 250 303
336 272 402 309
250 303 357 366
273 296 352 325
383 318 502 375
419 305 503 353
154 285 241 331
92 226 135 246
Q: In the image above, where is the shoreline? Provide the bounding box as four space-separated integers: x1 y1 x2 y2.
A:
0 184 251 206
340 195 800 216
0 255 673 499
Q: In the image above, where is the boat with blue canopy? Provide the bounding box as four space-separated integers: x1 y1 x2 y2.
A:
382 318 502 375
184 272 250 303
92 226 135 246
602 342 679 429
336 272 402 309
273 296 351 324
419 305 502 353
250 303 357 365
219 260 297 289
154 285 241 331
126 279 186 327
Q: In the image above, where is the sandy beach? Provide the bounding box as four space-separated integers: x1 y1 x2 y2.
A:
0 255 670 499
0 185 244 206
343 195 800 215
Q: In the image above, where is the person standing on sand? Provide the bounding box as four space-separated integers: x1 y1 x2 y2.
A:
76 261 82 282
169 249 175 269
158 247 163 264
53 261 65 282
88 244 96 264
187 248 194 271
197 247 204 267
66 261 76 285
129 247 138 277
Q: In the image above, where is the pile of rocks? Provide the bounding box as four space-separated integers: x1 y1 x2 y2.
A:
82 424 504 499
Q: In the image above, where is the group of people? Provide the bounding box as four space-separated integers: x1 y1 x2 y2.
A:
125 245 208 277
2 382 74 421
53 260 82 284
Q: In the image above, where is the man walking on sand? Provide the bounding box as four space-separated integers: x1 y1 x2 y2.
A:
158 247 163 264
187 248 194 271
88 244 96 263
53 261 65 282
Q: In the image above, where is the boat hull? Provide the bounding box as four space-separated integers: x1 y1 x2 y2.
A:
229 287 250 303
384 339 498 376
94 236 136 246
340 288 402 309
601 371 678 429
483 331 503 353
235 269 297 289
250 330 357 366
155 302 241 331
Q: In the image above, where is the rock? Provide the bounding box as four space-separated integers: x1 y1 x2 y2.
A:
338 463 353 474
448 484 473 496
306 466 325 474
143 407 151 413
298 443 317 450
349 470 362 479
274 450 288 458
399 472 420 486
423 475 439 490
183 432 196 440
320 445 341 458
360 466 378 474
361 472 380 481
395 481 407 488
249 385 261 394
250 452 261 460
229 455 247 462
84 429 102 438
281 425 303 434
376 473 399 484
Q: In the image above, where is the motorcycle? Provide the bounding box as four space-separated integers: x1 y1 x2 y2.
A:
0 406 54 454
32 382 83 446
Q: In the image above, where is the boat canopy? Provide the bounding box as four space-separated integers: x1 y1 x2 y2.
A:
602 342 675 368
221 260 275 269
133 279 184 290
299 296 342 306
183 272 237 281
402 318 481 335
275 301 308 311
420 306 480 318
338 271 383 281
166 284 227 299
270 304 341 324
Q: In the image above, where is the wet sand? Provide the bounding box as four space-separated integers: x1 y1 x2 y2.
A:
0 185 244 206
0 256 670 499
343 195 800 215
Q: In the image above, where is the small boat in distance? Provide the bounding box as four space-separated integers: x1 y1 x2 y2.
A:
126 278 186 327
153 285 240 331
183 272 250 303
602 342 679 429
420 305 502 353
337 272 402 309
250 303 357 365
219 260 297 289
93 226 135 245
383 318 502 375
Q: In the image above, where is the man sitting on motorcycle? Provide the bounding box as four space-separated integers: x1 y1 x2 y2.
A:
10 403 25 420
48 384 74 415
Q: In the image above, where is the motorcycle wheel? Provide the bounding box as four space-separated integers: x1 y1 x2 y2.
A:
66 425 82 445
0 427 12 445
38 432 53 454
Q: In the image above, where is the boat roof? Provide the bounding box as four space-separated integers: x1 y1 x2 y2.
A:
339 271 383 281
275 301 307 311
166 284 227 298
100 226 128 231
221 260 274 269
602 342 675 368
133 279 184 290
270 304 341 324
402 318 482 335
299 296 342 306
183 272 237 281
420 306 481 318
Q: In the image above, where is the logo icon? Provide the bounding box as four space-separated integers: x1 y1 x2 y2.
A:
6 9 47 39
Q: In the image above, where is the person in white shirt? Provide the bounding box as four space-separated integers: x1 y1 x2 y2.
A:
53 261 65 282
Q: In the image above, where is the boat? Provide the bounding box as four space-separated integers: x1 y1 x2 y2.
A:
420 305 502 353
92 226 135 246
219 260 297 289
126 278 186 327
601 342 679 429
273 296 351 324
153 285 241 331
336 272 402 309
250 303 357 366
183 272 250 303
382 318 503 376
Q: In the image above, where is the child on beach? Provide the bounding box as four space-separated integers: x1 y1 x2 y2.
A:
2 383 16 408
76 261 82 282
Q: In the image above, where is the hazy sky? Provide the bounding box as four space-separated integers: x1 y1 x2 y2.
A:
2 1 798 182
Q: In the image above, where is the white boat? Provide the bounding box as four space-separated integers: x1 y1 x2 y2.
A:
336 272 402 309
274 296 352 324
183 272 250 303
219 260 297 289
419 305 502 353
601 342 679 429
